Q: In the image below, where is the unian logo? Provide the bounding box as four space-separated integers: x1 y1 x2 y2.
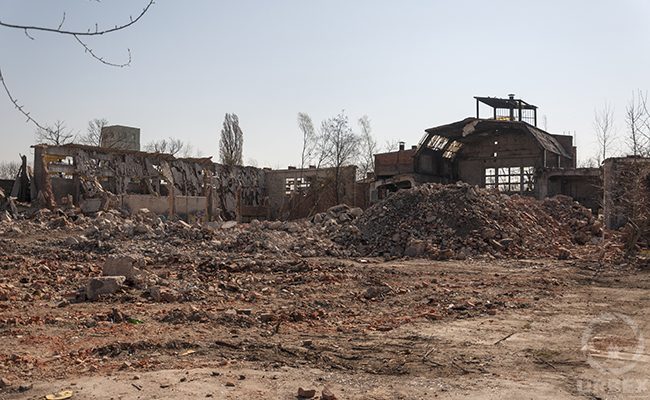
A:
581 312 646 376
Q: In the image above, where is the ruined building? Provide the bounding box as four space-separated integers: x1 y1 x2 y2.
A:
30 142 365 222
16 96 646 227
372 95 601 210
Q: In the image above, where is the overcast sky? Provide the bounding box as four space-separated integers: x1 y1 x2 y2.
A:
1 0 649 167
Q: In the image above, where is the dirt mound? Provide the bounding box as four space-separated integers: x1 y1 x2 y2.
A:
352 183 602 259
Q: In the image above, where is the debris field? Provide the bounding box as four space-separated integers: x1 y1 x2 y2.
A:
0 183 644 400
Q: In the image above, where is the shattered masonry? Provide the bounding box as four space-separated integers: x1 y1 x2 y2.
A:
30 144 365 222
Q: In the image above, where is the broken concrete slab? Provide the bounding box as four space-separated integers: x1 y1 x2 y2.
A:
102 256 140 281
86 276 126 301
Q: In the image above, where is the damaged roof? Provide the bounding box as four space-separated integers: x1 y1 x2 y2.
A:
474 96 537 110
418 118 571 159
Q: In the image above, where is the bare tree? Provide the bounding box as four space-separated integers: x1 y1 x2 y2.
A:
77 118 109 147
35 120 75 145
219 113 244 166
180 143 196 158
625 90 650 157
357 115 377 180
297 112 317 170
319 111 360 203
144 138 188 157
578 156 600 168
383 139 401 152
0 1 154 135
594 103 617 163
0 161 21 180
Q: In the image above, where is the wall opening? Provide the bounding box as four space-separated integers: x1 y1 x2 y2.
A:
485 166 534 193
284 176 310 195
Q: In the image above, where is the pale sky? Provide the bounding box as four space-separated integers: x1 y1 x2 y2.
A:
1 0 649 167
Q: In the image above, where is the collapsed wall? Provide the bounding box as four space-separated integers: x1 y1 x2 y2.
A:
31 144 366 222
213 164 267 221
32 144 218 221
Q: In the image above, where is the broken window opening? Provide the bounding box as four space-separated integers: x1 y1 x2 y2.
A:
442 141 463 159
285 177 311 195
485 166 535 193
427 135 449 151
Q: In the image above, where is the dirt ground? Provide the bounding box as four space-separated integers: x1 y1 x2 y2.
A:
1 227 649 399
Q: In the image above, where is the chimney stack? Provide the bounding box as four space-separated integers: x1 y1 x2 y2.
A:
399 141 405 151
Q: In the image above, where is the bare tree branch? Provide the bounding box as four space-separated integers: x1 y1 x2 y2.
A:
383 139 401 152
73 35 132 67
0 67 51 133
57 12 67 30
1 1 153 135
144 137 189 157
78 118 109 146
594 102 617 163
625 90 650 157
297 112 316 170
318 111 360 203
0 161 21 180
0 1 154 36
23 28 35 40
35 120 75 145
358 115 376 180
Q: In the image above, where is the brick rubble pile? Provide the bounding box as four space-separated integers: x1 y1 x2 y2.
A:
350 183 604 259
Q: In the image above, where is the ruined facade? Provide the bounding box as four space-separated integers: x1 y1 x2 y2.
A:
213 164 268 221
31 144 364 222
372 95 601 210
33 144 217 221
266 165 363 220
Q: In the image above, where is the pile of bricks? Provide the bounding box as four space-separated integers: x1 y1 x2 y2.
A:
351 182 603 259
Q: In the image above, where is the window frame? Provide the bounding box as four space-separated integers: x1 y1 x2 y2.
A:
484 166 535 193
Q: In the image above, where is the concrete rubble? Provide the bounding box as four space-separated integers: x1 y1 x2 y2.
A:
0 176 645 400
86 276 127 301
102 256 141 282
350 182 607 260
0 182 628 310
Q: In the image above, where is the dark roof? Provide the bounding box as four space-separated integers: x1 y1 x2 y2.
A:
474 96 537 110
419 118 571 158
